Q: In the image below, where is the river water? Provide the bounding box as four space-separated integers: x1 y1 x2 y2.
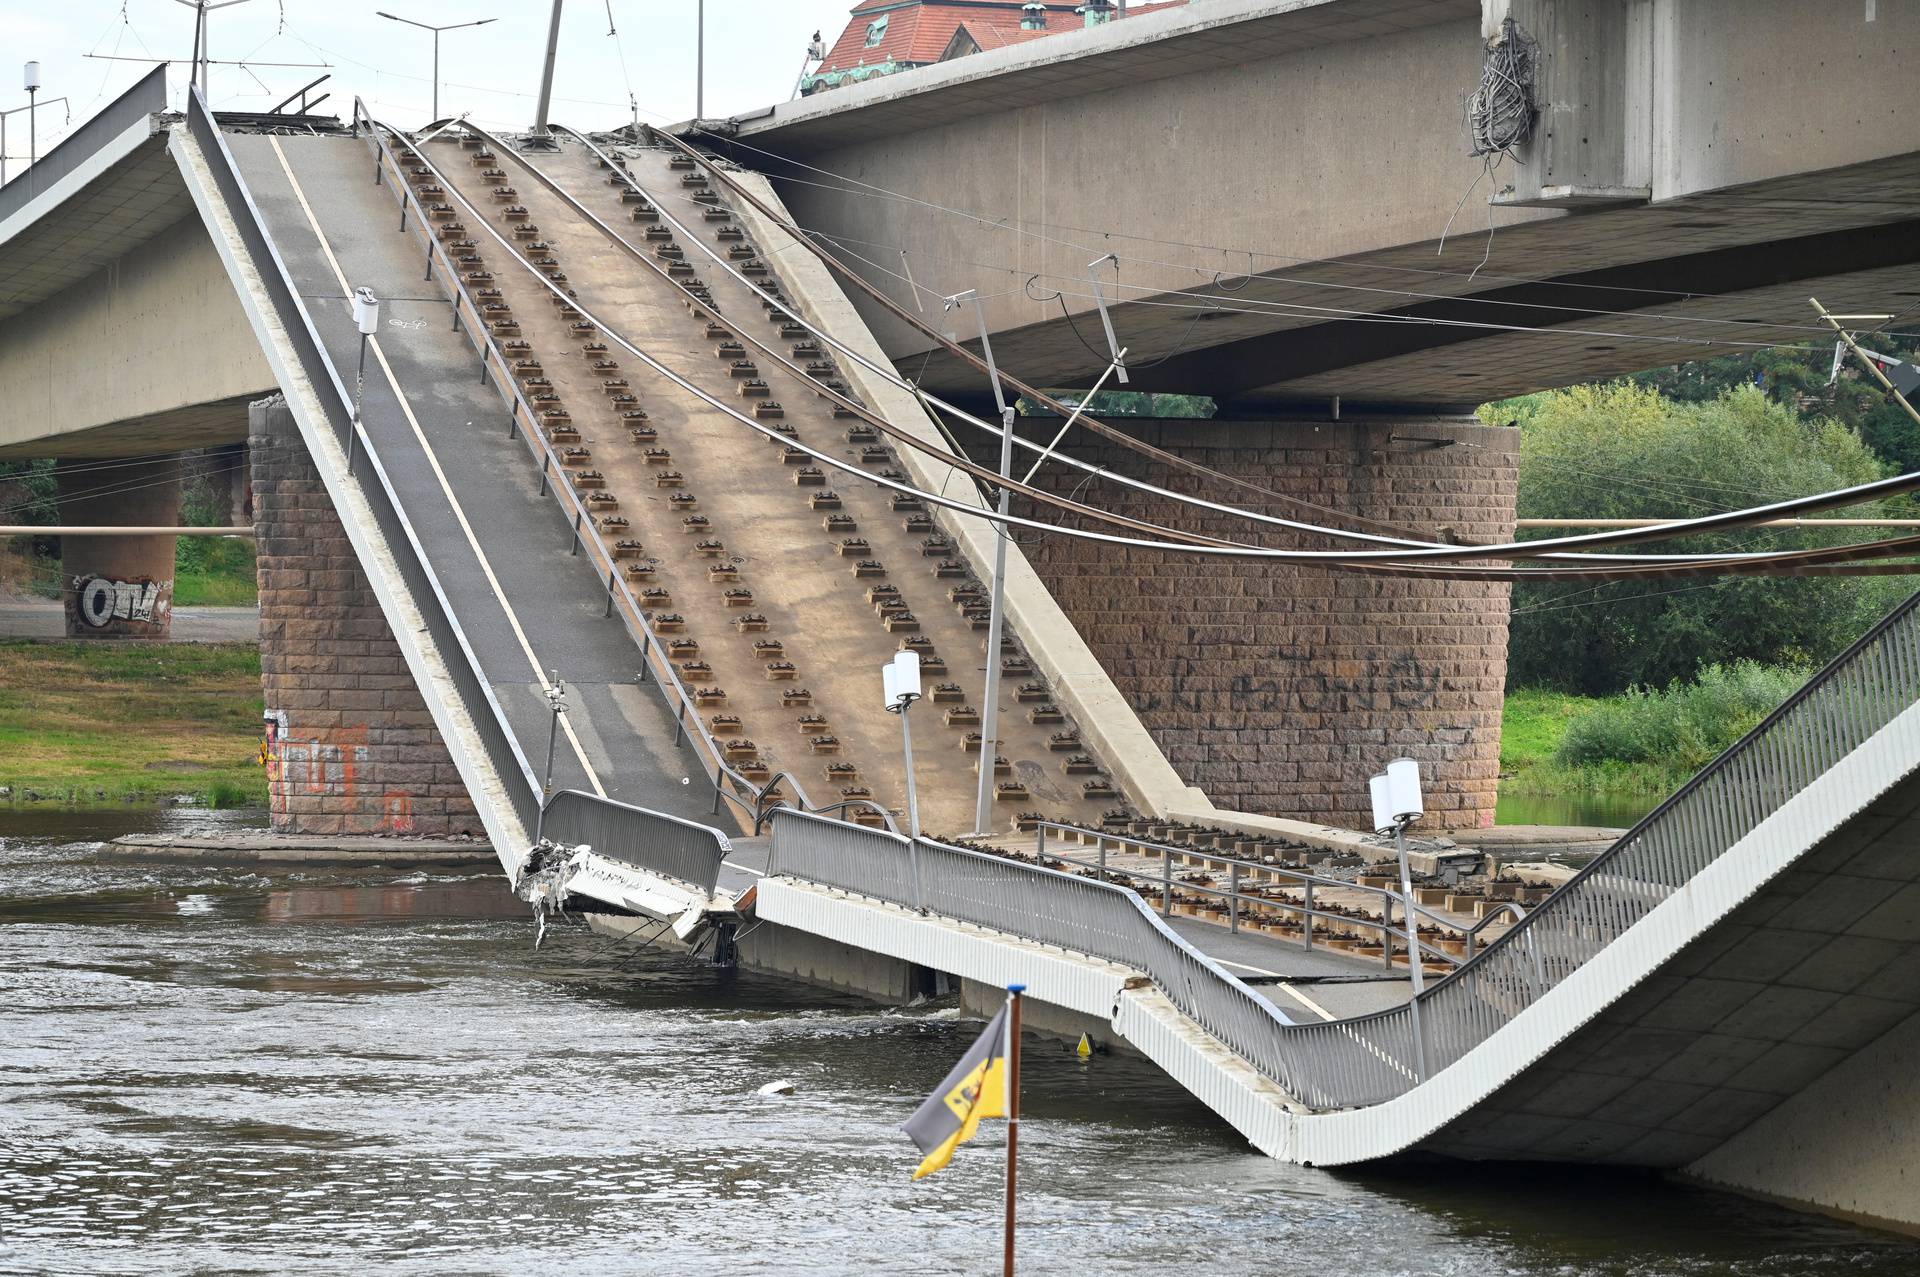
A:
3 808 1915 1276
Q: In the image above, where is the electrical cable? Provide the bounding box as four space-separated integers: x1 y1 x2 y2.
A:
381 119 1920 582
606 125 1912 564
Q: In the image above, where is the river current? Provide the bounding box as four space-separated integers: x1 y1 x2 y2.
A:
2 808 1915 1275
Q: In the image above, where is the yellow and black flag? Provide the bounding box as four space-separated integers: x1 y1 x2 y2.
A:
902 1004 1011 1179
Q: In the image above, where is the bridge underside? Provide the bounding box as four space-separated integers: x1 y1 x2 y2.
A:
728 0 1920 412
1430 765 1920 1177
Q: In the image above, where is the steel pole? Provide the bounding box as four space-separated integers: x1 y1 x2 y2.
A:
26 90 34 171
431 30 440 122
1396 821 1430 1080
696 0 705 119
533 0 564 134
349 331 369 473
1003 983 1024 1277
536 672 563 843
899 700 926 912
964 292 1014 836
3 114 9 187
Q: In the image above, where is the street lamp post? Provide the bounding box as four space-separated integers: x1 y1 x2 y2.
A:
883 649 927 912
23 62 37 172
1370 757 1430 1081
696 0 705 119
348 287 380 474
535 669 567 844
376 11 498 123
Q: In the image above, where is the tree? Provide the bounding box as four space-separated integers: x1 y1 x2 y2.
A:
1497 382 1911 694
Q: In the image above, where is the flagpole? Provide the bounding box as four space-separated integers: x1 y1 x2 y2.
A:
1003 983 1024 1277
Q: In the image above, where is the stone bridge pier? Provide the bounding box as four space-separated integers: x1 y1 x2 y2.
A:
1010 413 1517 831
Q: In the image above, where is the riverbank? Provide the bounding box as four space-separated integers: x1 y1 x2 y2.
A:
0 640 265 807
1496 689 1678 829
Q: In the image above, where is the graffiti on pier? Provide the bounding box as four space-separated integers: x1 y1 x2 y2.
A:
70 575 172 629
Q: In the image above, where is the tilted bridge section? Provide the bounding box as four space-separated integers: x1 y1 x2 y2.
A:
169 88 1920 1230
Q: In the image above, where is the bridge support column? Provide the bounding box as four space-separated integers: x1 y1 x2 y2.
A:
1013 414 1515 831
249 397 481 838
55 456 182 639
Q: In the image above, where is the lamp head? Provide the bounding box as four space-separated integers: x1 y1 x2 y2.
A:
1386 756 1424 825
24 62 41 92
1368 773 1395 836
352 286 381 336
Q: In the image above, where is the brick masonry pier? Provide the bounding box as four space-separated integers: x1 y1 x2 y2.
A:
250 397 481 837
1011 415 1517 830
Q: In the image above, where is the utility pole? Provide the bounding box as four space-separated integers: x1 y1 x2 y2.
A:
172 0 253 102
947 290 1016 837
376 12 498 123
533 0 565 136
2 71 65 187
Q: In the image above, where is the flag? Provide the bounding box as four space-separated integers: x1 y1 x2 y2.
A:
902 1005 1010 1180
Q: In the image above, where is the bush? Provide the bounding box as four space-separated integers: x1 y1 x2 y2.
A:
1493 382 1911 694
1555 661 1808 772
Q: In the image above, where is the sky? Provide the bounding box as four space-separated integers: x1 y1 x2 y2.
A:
1 0 860 157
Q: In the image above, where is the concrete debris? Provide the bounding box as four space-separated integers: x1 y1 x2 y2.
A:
756 1080 797 1096
512 839 588 948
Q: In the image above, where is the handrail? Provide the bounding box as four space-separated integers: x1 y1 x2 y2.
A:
1031 820 1470 971
354 103 900 835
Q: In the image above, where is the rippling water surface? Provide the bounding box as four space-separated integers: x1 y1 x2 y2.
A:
3 808 1916 1275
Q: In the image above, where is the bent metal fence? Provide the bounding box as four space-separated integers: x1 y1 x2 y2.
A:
771 591 1920 1109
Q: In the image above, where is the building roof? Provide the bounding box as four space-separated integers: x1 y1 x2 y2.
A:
815 2 1188 76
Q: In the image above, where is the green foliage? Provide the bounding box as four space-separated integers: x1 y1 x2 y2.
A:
0 459 58 525
1555 661 1808 773
1502 381 1909 694
1019 390 1216 419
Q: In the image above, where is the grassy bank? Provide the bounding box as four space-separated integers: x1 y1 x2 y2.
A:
1501 689 1695 800
1502 663 1808 805
0 640 265 806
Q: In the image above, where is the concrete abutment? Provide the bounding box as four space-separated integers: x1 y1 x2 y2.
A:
249 397 481 838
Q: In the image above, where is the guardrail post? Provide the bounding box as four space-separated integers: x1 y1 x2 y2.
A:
537 453 551 495
605 568 617 616
479 348 491 385
507 408 519 440
451 299 462 335
1098 835 1108 877
1229 862 1240 934
638 635 650 680
1161 849 1172 916
398 197 409 233
672 699 686 745
1036 823 1046 863
569 510 582 555
1303 882 1314 953
424 239 435 282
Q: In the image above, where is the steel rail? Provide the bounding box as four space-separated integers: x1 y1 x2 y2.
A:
353 100 900 836
362 121 1920 581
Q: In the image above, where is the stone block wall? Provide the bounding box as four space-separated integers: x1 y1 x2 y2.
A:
250 397 481 837
1010 415 1517 830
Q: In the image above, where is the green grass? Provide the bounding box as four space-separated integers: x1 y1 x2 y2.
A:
173 570 259 607
0 640 266 806
1502 689 1698 798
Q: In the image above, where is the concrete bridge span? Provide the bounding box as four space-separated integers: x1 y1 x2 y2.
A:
721 0 1920 412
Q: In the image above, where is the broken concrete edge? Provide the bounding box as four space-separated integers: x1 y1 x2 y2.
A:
726 169 1386 860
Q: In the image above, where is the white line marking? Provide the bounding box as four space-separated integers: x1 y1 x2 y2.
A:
268 136 606 798
1278 983 1339 1022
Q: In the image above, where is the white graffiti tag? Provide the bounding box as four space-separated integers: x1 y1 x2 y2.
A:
73 576 172 628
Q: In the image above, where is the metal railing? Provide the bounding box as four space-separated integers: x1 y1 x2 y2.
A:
1276 588 1920 1108
770 591 1920 1109
189 86 739 889
351 102 899 837
541 789 732 894
1033 821 1474 971
769 807 1332 1099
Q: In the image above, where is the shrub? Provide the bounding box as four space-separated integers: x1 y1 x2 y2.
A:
1555 661 1809 772
1493 382 1911 694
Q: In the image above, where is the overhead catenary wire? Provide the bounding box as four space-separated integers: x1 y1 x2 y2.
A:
382 119 1920 582
619 127 1920 570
